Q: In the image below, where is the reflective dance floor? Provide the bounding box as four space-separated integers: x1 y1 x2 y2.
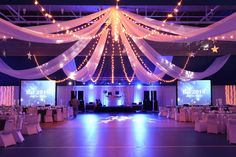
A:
1 114 236 157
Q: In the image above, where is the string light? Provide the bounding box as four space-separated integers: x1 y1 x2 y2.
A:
33 36 100 83
33 55 70 83
77 36 101 71
120 0 184 39
116 0 120 9
32 32 104 83
117 37 135 83
111 8 121 42
126 35 152 73
124 33 191 83
208 35 235 41
31 14 111 83
122 13 184 40
163 0 183 26
91 32 111 82
34 0 110 41
111 31 115 84
32 0 192 84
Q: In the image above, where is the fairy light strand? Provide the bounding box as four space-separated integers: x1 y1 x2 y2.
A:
121 0 184 39
111 33 115 84
117 37 135 83
31 15 111 83
123 33 191 83
126 35 153 73
34 0 110 41
90 31 111 83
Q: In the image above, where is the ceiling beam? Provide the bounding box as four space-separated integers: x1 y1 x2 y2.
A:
199 5 220 23
0 0 236 5
6 5 26 21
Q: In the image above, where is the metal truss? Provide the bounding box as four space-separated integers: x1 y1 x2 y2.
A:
0 5 236 26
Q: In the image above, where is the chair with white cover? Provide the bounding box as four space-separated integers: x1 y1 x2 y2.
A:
179 108 188 122
63 107 69 119
22 114 38 135
12 115 24 143
0 119 16 147
170 108 175 119
227 119 236 144
217 114 226 134
68 107 74 118
166 108 172 119
194 113 207 132
44 109 53 123
188 108 195 122
174 108 180 121
36 114 42 133
27 107 38 115
207 114 221 134
158 107 168 117
53 109 64 122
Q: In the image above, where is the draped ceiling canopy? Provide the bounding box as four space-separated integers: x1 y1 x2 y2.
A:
0 4 234 84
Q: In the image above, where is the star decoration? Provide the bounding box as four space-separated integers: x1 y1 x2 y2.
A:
189 52 195 58
211 45 219 53
27 51 32 60
2 50 6 57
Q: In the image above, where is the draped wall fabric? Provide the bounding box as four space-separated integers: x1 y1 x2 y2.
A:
0 86 14 106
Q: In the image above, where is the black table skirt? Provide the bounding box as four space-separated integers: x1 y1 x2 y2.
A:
0 119 6 131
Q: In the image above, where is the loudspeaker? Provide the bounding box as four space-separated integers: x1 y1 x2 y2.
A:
151 91 157 101
79 100 85 112
143 100 152 111
71 91 77 99
77 91 84 101
115 91 119 95
144 91 150 101
154 100 158 111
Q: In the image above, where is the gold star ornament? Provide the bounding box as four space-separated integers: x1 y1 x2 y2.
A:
211 45 219 53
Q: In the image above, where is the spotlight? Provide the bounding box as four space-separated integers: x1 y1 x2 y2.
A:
203 44 209 51
34 1 38 5
68 81 72 86
136 84 142 89
89 84 94 89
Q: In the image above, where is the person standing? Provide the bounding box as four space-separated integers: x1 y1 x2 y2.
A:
70 96 79 118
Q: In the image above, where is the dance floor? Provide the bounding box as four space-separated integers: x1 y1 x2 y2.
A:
1 114 236 157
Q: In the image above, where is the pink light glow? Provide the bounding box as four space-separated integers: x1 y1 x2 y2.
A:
0 86 15 106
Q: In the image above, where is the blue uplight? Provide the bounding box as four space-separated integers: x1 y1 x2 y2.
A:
89 84 94 89
136 84 142 89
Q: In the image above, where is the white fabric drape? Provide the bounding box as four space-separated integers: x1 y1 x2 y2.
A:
0 10 110 43
0 39 90 79
133 37 230 80
63 29 109 82
28 9 109 33
0 8 232 83
122 10 236 42
120 29 230 82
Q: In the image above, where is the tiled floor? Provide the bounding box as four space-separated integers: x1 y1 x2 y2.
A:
1 113 236 157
